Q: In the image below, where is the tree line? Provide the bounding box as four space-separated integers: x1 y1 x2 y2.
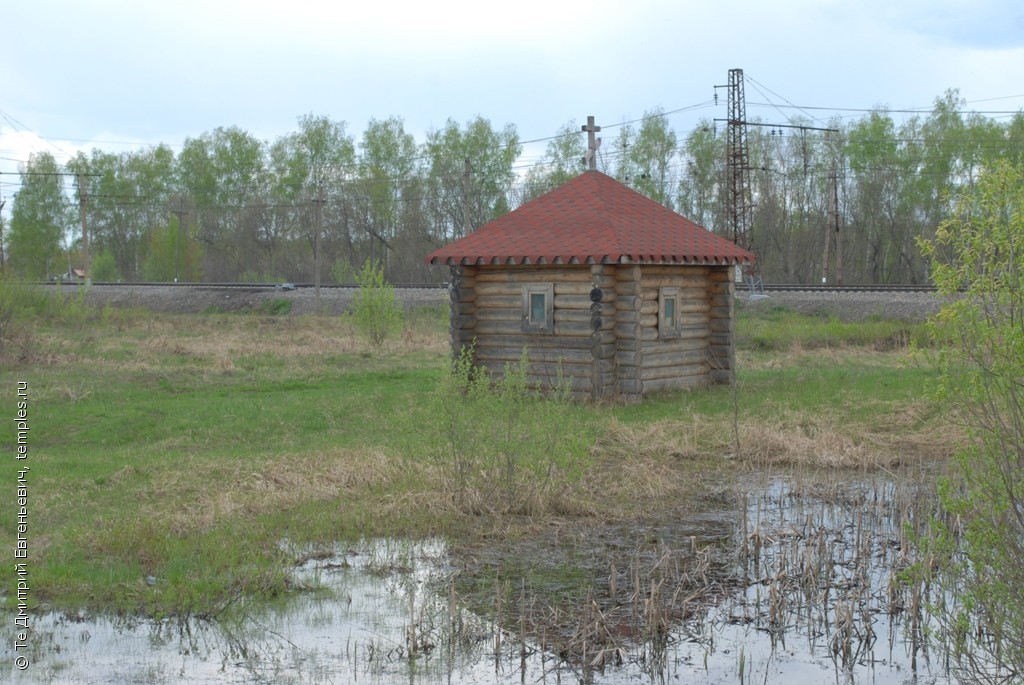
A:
4 89 1023 285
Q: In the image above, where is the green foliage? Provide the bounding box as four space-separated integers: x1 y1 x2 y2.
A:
257 298 292 316
7 152 71 279
90 250 121 282
426 346 586 515
141 220 203 282
735 306 928 351
350 259 403 346
0 278 45 354
917 160 1024 676
330 259 356 284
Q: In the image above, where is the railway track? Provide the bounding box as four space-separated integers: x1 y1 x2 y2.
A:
56 281 939 294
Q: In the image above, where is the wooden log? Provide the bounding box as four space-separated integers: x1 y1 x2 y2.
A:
642 373 708 393
641 348 708 368
615 310 641 325
475 335 592 352
614 295 642 311
642 362 708 381
679 301 712 314
475 361 593 392
614 280 642 296
708 307 733 321
451 301 476 316
638 275 710 289
618 378 643 395
475 348 594 366
450 328 476 343
591 329 616 345
614 322 640 340
615 350 642 367
475 281 524 297
450 314 476 330
475 294 521 309
554 281 594 296
476 268 591 282
553 294 594 310
707 267 733 282
709 319 733 333
555 309 592 324
642 264 709 277
678 312 710 326
642 337 707 355
590 342 616 359
640 313 658 328
640 300 658 315
474 308 520 322
617 338 640 352
676 325 710 341
473 320 593 339
709 333 732 348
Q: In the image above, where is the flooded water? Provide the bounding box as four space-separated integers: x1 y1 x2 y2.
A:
5 472 958 684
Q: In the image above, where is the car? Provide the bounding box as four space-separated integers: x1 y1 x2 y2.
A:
275 282 297 291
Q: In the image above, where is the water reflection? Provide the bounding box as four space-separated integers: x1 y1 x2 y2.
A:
4 473 957 684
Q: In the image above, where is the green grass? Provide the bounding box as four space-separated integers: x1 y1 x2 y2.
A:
0 296 952 617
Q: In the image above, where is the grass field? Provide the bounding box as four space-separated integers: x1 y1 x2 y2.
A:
0 289 955 618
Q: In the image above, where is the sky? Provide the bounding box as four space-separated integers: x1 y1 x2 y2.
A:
2 0 1023 215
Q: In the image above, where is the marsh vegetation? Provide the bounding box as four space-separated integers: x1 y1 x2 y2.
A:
0 286 970 682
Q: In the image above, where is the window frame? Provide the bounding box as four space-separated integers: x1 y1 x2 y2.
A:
658 287 681 339
521 283 554 333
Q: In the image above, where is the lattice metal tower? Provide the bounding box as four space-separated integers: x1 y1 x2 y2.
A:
725 68 754 252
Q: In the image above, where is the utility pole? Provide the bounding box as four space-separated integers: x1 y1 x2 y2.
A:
722 69 754 252
461 158 473 237
581 116 602 171
171 197 187 282
832 164 843 285
714 69 839 290
314 182 324 312
0 198 6 275
77 175 91 286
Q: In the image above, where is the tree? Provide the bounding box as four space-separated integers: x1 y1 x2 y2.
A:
624 108 678 209
520 121 586 202
424 117 521 241
349 259 403 347
178 127 268 280
8 153 70 279
355 116 420 273
918 160 1024 679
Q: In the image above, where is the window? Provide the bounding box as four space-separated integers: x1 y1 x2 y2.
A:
522 283 554 333
659 287 681 339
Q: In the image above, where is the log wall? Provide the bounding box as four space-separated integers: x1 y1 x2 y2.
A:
447 262 738 402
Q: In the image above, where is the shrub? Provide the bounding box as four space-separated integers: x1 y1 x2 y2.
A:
350 260 403 347
917 160 1024 679
425 346 585 515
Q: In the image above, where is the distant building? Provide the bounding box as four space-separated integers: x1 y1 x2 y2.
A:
427 171 755 402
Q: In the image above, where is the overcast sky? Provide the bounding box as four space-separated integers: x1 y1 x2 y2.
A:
2 0 1023 209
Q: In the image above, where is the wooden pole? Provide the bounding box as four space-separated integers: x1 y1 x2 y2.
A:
77 175 90 286
314 182 324 311
461 158 472 237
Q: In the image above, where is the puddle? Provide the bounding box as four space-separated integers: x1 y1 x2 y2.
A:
5 473 958 684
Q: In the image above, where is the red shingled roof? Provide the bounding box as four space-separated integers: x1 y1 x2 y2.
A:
427 171 755 266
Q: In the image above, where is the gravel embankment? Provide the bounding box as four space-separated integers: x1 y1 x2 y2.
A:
44 284 450 316
44 284 947 322
736 290 948 322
